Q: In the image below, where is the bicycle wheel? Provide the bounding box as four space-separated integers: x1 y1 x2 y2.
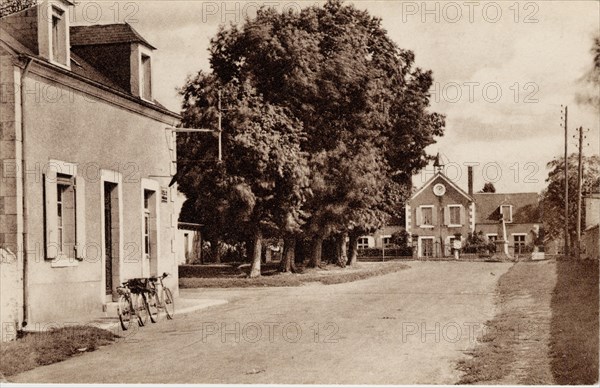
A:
135 293 149 326
147 291 159 323
164 288 175 319
117 294 132 331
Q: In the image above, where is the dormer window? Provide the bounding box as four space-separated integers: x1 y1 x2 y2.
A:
50 6 67 65
500 205 513 223
141 53 152 101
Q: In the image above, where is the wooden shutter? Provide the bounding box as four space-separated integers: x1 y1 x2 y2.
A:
460 205 466 226
75 175 86 260
415 207 422 226
444 206 450 226
44 166 58 260
431 205 437 225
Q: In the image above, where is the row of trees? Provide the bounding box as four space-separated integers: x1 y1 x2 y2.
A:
177 0 444 276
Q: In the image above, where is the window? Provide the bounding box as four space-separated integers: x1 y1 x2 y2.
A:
420 237 434 257
357 237 370 249
56 176 75 255
449 205 461 226
51 7 67 65
141 54 152 100
44 161 86 263
500 205 513 223
420 206 433 226
382 236 393 249
487 234 498 242
143 190 153 258
513 234 526 254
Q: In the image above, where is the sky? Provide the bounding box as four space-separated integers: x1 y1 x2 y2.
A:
72 0 600 194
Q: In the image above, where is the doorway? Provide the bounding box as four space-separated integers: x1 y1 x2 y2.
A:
104 182 120 301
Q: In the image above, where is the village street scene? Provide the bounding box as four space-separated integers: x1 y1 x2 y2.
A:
0 0 598 385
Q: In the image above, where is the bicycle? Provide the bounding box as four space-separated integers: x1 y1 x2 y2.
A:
146 272 175 323
116 278 150 330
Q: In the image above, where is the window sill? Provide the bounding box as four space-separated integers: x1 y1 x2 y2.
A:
419 225 434 229
448 224 463 228
49 58 71 71
50 255 79 268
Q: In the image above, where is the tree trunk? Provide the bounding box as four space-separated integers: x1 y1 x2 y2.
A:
335 233 348 267
212 240 222 264
249 231 262 278
347 233 359 266
322 238 336 264
279 236 297 273
295 239 306 265
307 236 323 268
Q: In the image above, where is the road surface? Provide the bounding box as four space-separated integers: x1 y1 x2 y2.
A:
11 261 511 384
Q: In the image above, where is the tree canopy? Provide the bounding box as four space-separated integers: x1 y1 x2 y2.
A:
479 183 497 193
177 0 444 275
541 154 600 247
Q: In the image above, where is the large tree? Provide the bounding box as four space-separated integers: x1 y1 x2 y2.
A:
0 0 35 18
541 154 600 249
178 77 310 277
178 0 444 272
208 0 444 265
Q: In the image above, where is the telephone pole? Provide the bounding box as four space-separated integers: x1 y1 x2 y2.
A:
563 106 569 257
575 126 588 259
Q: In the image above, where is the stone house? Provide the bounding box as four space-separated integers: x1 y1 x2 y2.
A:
0 0 180 340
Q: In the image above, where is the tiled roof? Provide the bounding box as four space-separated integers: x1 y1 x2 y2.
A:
0 24 178 118
473 192 541 224
70 23 156 49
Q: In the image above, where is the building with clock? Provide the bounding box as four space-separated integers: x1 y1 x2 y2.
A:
404 160 542 258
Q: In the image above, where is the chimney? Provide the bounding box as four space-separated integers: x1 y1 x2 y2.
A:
468 166 474 196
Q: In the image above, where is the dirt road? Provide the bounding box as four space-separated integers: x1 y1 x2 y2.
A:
11 261 511 384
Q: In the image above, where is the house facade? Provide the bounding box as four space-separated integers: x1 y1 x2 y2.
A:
356 225 403 250
406 171 475 257
1 0 180 340
404 166 541 258
472 192 541 256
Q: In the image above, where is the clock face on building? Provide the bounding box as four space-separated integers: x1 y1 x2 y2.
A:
433 183 446 196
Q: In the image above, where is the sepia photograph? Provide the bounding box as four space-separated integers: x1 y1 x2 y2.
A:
0 0 599 386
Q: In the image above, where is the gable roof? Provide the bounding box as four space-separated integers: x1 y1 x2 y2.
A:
0 24 178 119
473 192 541 224
410 172 474 202
70 23 156 49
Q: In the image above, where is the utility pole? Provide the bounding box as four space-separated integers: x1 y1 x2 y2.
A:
563 106 569 257
575 126 588 259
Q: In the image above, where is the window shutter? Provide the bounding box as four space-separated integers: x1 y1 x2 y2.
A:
44 167 58 260
431 205 437 225
75 176 86 260
416 207 422 226
444 206 450 225
460 205 466 225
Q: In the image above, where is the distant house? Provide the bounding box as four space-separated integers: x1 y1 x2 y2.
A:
472 192 542 255
356 225 404 250
177 222 202 265
406 170 475 257
404 165 541 258
0 0 180 340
